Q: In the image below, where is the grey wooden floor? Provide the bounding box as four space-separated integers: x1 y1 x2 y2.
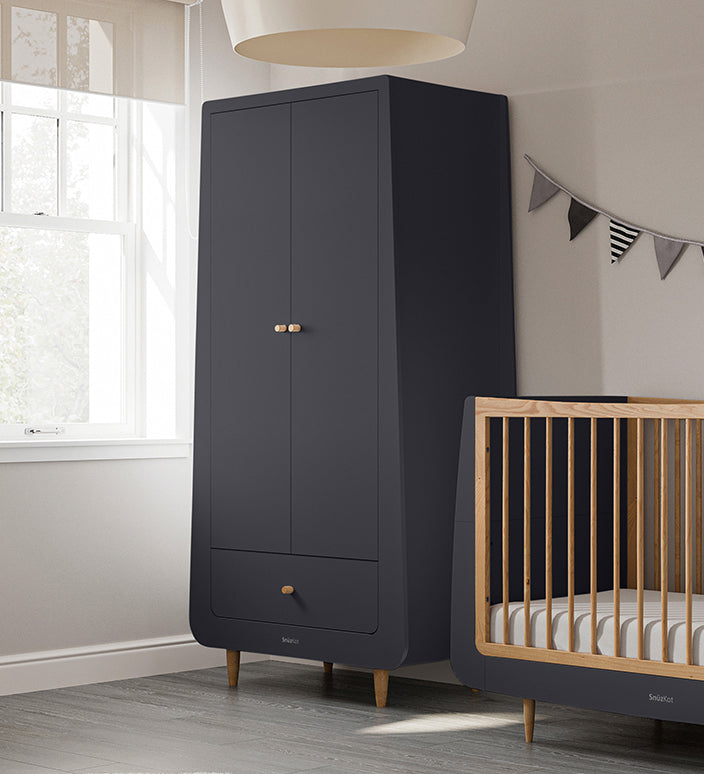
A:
1 660 704 773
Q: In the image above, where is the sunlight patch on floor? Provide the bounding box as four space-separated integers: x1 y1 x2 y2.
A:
357 712 518 735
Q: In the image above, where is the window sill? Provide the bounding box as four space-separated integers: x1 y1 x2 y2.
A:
0 438 192 463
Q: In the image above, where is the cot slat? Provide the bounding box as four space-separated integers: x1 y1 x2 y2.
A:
590 417 597 655
524 418 531 647
654 419 661 589
697 420 702 595
661 419 669 663
568 417 575 653
627 418 637 590
476 416 491 645
676 420 682 593
637 418 644 661
545 417 553 650
502 417 509 645
613 418 621 659
686 420 693 665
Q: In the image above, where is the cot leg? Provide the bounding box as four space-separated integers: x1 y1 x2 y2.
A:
523 698 536 743
373 669 389 708
323 661 333 674
226 649 240 687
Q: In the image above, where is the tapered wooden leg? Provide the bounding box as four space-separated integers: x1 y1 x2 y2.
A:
323 661 333 674
226 649 240 687
373 669 389 708
523 698 536 743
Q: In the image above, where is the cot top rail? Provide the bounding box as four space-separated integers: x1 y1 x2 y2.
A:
474 397 704 421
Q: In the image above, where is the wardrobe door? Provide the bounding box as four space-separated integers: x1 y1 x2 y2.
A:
290 91 379 561
209 103 292 554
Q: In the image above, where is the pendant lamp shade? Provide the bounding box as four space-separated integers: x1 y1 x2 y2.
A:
220 0 478 67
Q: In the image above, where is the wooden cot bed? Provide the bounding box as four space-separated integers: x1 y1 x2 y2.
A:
450 396 704 742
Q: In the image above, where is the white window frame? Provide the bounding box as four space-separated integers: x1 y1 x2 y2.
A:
0 83 139 440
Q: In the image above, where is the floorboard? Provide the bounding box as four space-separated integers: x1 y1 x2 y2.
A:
0 660 703 773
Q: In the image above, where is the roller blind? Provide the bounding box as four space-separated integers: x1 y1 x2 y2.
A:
1 0 185 103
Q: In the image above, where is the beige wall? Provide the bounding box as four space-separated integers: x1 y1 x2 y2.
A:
511 72 704 398
1 459 192 655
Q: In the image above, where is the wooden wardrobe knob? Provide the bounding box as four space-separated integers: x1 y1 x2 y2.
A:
274 324 288 333
288 324 302 333
281 585 295 595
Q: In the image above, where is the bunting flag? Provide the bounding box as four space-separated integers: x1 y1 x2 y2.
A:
568 198 598 240
610 221 640 263
529 169 560 212
524 155 704 280
653 236 686 280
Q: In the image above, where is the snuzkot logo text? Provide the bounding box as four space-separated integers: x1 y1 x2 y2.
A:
649 693 674 704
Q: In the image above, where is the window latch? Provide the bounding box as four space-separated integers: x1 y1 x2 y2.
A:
24 426 66 436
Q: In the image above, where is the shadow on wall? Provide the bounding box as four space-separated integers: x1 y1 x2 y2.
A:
510 87 603 396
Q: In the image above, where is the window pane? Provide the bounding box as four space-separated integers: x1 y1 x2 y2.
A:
9 82 58 111
66 121 115 220
0 112 3 212
11 113 57 215
66 90 114 119
67 17 114 95
12 7 57 87
0 228 123 424
88 234 123 423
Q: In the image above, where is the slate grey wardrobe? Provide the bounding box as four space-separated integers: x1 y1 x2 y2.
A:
190 75 516 706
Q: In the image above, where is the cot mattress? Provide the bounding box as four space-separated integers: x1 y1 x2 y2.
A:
490 589 704 665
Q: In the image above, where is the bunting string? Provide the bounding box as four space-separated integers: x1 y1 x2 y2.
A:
525 154 704 280
525 155 704 247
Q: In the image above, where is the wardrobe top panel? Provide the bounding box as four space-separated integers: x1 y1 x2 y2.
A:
201 75 506 118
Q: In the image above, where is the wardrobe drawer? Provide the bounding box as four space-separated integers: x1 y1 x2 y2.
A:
211 549 378 633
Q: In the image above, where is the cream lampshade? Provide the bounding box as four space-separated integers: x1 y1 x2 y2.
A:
220 0 478 67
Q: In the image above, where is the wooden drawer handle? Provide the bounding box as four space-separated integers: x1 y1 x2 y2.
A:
281 585 295 595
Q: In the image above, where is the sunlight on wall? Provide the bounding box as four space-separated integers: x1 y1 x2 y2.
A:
146 274 176 436
140 101 185 437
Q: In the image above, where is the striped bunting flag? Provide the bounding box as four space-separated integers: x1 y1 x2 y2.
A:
610 221 640 263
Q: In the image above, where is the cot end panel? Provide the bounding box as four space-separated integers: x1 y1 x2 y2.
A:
450 399 487 689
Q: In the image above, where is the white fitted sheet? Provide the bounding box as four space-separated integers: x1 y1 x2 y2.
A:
490 589 704 665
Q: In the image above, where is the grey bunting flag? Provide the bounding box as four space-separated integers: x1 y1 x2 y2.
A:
654 236 686 279
568 198 598 241
610 221 640 263
528 169 560 212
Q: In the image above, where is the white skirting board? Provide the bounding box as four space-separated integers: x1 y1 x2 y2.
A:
0 636 268 696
